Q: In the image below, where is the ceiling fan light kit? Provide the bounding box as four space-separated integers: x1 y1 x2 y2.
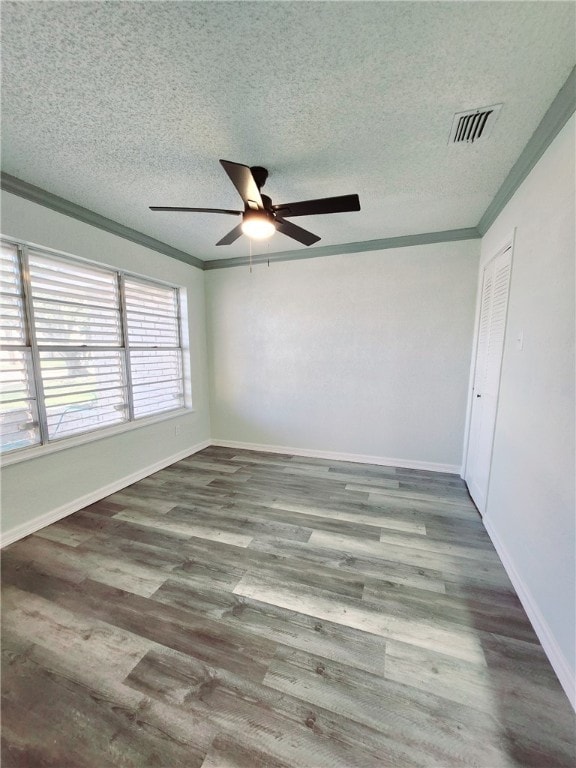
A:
150 159 361 247
241 211 276 240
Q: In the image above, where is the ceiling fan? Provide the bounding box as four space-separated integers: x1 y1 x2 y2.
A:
150 159 361 247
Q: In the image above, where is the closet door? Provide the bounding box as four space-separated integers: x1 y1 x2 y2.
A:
465 245 512 514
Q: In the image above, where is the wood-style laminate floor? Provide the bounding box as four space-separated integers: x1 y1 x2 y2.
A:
2 446 574 767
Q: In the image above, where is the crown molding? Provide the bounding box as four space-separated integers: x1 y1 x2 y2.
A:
203 227 482 270
478 66 576 236
2 66 573 269
0 172 204 270
0 173 481 269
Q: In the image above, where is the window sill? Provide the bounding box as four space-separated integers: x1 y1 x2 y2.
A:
0 407 193 467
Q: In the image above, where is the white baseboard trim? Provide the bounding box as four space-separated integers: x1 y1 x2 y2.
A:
0 439 211 548
210 439 461 474
484 516 575 710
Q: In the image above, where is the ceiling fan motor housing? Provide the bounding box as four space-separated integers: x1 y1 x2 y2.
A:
242 206 276 225
260 194 273 212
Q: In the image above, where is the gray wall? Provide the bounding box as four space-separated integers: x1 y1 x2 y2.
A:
0 191 211 538
477 114 575 705
206 240 480 471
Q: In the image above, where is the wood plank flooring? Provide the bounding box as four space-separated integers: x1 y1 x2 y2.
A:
2 446 574 767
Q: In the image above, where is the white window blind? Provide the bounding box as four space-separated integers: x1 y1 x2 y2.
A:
125 277 184 418
29 252 122 346
0 243 41 452
39 350 128 439
28 252 128 440
0 239 188 456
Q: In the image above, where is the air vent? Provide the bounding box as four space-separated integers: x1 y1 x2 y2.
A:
449 104 502 144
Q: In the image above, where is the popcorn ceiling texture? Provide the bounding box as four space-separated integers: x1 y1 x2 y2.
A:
1 1 574 261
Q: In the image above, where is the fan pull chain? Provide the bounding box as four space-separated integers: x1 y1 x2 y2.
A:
249 239 252 273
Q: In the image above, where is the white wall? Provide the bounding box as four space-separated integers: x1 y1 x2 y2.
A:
206 240 480 471
477 115 575 705
0 191 211 540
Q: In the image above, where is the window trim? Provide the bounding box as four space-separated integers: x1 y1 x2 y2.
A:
1 235 193 463
21 245 50 444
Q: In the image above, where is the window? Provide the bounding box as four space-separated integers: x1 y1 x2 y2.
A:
124 277 184 419
0 239 187 456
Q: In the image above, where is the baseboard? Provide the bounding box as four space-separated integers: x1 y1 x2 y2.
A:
210 439 461 474
0 439 211 548
1 438 460 549
484 516 575 710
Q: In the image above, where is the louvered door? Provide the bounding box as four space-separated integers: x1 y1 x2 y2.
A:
465 246 512 514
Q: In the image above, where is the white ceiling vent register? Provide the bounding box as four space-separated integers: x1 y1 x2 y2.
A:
448 104 502 144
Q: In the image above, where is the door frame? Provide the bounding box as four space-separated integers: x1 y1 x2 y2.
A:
461 229 516 513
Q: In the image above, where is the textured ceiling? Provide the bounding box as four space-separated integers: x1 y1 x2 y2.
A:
1 1 575 262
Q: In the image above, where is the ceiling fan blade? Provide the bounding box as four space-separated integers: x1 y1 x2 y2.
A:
275 218 320 246
216 223 244 246
219 160 264 210
272 193 360 218
150 206 241 215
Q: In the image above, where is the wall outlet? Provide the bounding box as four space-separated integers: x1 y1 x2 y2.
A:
174 424 182 436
